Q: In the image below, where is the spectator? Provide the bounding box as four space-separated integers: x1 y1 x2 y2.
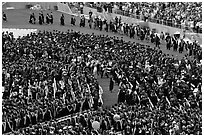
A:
3 12 7 22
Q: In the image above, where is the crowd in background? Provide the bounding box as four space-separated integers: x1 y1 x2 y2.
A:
85 2 202 33
2 28 202 135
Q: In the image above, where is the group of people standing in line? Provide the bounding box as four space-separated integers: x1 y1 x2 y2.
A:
29 11 53 25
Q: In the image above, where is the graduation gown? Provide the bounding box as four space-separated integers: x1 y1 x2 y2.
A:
31 113 37 125
39 15 42 25
60 15 64 25
82 99 90 111
43 110 52 121
118 90 126 103
109 77 114 91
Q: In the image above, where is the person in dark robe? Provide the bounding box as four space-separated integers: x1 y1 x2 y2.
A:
125 24 130 35
71 15 76 26
60 106 69 117
155 34 160 48
46 13 50 24
3 12 7 22
79 115 87 127
99 18 103 31
109 77 114 93
172 36 178 51
150 93 158 107
4 118 13 133
11 116 16 131
40 11 44 24
29 12 33 24
104 19 108 32
140 29 145 40
101 119 107 133
125 91 132 105
118 88 126 103
19 116 25 128
31 88 37 100
88 17 93 29
130 26 135 39
56 106 62 118
82 98 90 111
97 17 100 28
38 13 42 25
31 112 37 125
25 113 31 127
37 108 44 122
50 12 53 24
80 15 85 27
165 34 171 50
89 10 93 19
179 39 184 53
29 12 35 24
150 33 154 43
43 107 52 122
94 16 98 29
60 14 65 26
140 96 148 107
93 90 99 110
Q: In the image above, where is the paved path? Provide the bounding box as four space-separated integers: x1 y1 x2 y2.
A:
97 77 119 108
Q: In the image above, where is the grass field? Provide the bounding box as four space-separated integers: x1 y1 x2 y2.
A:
2 9 189 107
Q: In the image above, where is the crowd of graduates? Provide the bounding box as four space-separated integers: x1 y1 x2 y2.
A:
2 3 202 134
2 24 202 134
2 30 104 134
87 13 201 59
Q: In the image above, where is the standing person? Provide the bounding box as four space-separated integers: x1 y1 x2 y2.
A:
118 86 126 103
32 13 36 24
88 17 93 29
160 32 164 40
50 12 53 24
150 32 154 43
140 29 145 40
29 12 35 24
80 15 85 27
71 15 76 26
38 13 42 25
109 76 114 93
93 63 98 79
40 11 44 24
46 13 50 24
89 10 93 19
80 3 84 14
29 12 33 24
60 14 65 26
104 19 108 32
179 39 184 53
94 16 98 29
99 18 103 31
155 34 160 48
165 34 171 50
97 16 100 28
2 12 7 22
130 25 135 39
172 36 178 51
